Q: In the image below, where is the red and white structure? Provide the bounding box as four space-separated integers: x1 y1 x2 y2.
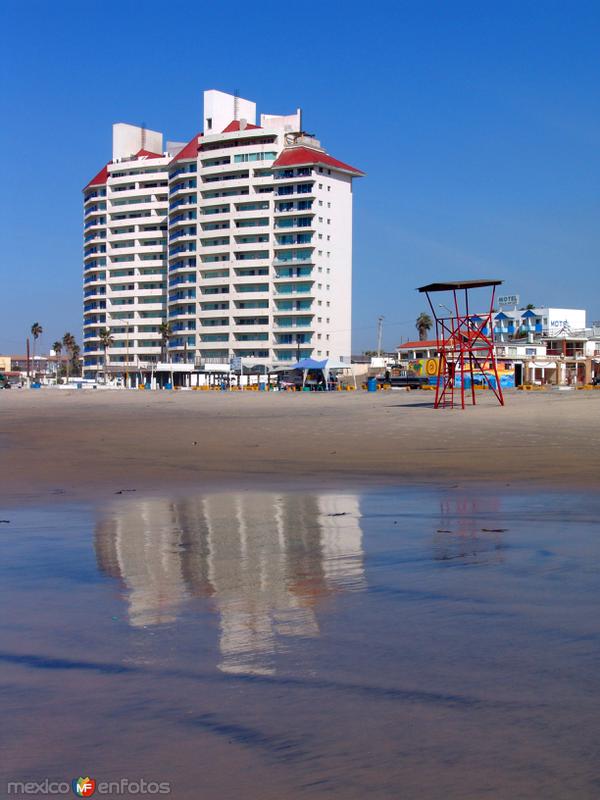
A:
418 280 505 409
82 91 364 381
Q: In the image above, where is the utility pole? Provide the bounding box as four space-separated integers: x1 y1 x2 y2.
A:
377 316 384 358
125 321 130 389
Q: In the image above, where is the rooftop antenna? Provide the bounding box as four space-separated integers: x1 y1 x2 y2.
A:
233 89 239 121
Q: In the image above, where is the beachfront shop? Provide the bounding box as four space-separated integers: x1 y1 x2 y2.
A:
407 356 516 389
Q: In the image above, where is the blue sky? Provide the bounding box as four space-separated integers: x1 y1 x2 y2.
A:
1 0 599 354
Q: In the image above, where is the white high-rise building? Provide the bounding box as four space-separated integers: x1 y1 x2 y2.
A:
83 91 363 380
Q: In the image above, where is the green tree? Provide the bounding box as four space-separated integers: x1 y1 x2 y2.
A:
70 343 82 377
158 320 172 363
31 322 43 379
62 332 75 382
98 328 113 383
415 312 433 341
52 340 62 382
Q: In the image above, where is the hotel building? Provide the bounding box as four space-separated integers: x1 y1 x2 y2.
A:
82 90 364 381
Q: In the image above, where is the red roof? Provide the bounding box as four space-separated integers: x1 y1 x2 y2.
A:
272 146 364 176
134 148 163 159
398 340 440 349
84 163 109 190
221 120 262 133
170 133 202 163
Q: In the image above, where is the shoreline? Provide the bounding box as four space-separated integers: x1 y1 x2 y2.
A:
2 389 599 506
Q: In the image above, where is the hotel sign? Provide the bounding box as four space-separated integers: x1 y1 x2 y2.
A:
498 294 519 307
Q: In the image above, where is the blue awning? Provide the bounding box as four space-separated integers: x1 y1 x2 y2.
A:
289 358 328 370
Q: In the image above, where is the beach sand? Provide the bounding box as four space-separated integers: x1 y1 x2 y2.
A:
1 387 599 502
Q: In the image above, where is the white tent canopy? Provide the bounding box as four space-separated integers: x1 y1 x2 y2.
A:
283 358 356 390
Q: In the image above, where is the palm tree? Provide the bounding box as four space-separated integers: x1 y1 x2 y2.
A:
70 343 81 377
52 340 62 382
98 328 113 383
31 322 43 379
158 320 172 363
62 332 75 382
416 312 433 341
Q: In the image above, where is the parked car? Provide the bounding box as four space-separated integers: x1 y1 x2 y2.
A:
377 370 429 390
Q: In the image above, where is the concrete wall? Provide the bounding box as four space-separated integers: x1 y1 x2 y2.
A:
203 90 256 134
113 123 163 159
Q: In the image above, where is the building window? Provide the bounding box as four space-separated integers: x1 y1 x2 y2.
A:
207 118 212 130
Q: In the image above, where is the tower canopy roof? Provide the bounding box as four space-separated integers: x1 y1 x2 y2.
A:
417 279 503 293
272 146 364 176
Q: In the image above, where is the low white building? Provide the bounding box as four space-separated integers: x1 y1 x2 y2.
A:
492 307 586 340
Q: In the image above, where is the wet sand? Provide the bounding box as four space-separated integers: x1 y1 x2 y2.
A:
3 391 600 798
2 487 600 799
1 388 599 504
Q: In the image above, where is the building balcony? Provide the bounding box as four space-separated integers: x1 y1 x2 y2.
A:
274 303 313 314
233 257 270 270
84 190 107 205
274 318 314 329
201 172 250 188
273 254 314 267
198 190 250 206
232 271 269 283
169 212 197 229
110 199 168 213
234 240 270 252
169 184 197 201
111 211 166 226
198 272 231 284
274 284 314 297
84 204 107 218
84 288 107 300
83 272 106 284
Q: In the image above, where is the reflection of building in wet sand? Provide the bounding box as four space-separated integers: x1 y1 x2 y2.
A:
434 496 505 565
94 493 365 673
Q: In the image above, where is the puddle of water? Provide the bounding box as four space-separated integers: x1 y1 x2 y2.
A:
1 489 600 799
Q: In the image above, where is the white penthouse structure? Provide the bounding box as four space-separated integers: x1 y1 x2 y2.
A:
82 90 363 380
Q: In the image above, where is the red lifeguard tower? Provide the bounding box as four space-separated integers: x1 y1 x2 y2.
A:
417 279 505 409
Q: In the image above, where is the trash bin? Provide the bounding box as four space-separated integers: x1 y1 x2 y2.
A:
259 382 266 391
165 382 173 390
367 377 377 392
